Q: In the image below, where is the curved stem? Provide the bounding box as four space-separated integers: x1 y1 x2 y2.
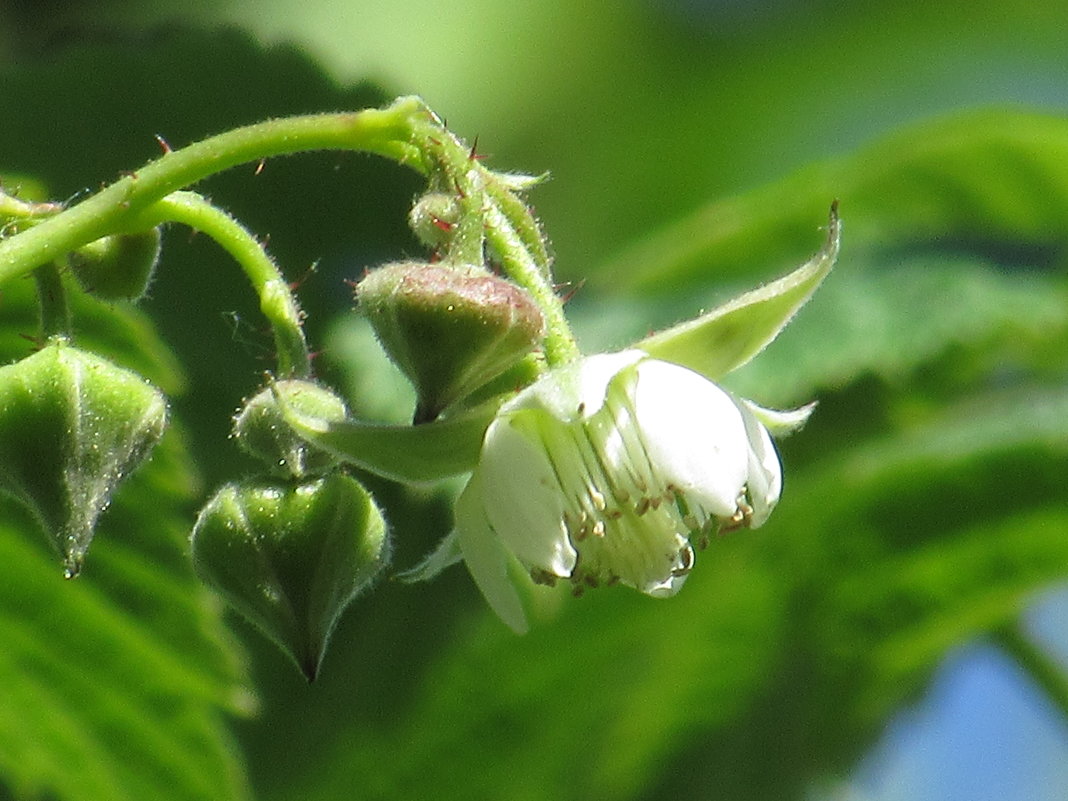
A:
0 95 581 369
483 203 579 366
0 97 431 287
133 192 311 378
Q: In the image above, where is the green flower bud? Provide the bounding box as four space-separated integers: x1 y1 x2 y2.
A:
69 227 161 302
0 337 167 576
190 472 388 680
408 192 462 251
233 379 347 478
356 261 545 422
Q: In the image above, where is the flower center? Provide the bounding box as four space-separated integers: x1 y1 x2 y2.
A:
530 388 746 596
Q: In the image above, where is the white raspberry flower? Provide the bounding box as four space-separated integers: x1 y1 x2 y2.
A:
455 350 781 632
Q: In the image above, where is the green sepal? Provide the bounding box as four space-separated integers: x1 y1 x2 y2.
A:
393 529 463 583
744 399 817 437
190 472 388 681
636 203 840 380
0 337 168 576
276 388 505 483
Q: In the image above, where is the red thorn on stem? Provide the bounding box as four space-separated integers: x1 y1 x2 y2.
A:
431 217 454 233
468 136 488 161
558 279 586 305
289 261 319 291
153 134 172 154
254 159 266 176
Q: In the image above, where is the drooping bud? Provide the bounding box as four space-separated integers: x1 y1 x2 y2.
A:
356 261 545 422
450 350 783 633
0 337 167 576
190 472 389 680
408 192 462 251
233 379 348 478
69 228 162 302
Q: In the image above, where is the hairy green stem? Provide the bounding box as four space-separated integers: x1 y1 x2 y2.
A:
134 192 311 378
993 620 1068 726
483 203 579 365
33 262 70 339
409 113 579 367
0 97 429 287
0 95 580 369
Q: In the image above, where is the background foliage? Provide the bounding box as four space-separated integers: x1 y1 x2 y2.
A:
1 2 1067 799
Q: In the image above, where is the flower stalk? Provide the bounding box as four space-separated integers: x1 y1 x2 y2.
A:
130 191 311 378
0 99 426 287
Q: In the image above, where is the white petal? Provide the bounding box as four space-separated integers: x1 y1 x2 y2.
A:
509 350 645 421
478 412 578 577
735 399 782 527
631 359 749 518
455 473 530 633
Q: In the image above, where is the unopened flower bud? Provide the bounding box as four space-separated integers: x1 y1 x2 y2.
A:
69 228 161 302
356 261 545 422
233 380 347 478
408 192 462 251
0 337 167 576
190 472 389 680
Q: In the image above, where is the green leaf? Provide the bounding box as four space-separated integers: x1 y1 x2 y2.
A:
0 222 249 801
601 108 1068 294
636 203 839 379
0 433 252 801
277 389 504 483
764 381 1068 745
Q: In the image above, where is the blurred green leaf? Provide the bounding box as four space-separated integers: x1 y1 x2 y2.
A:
600 109 1068 294
0 281 251 800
